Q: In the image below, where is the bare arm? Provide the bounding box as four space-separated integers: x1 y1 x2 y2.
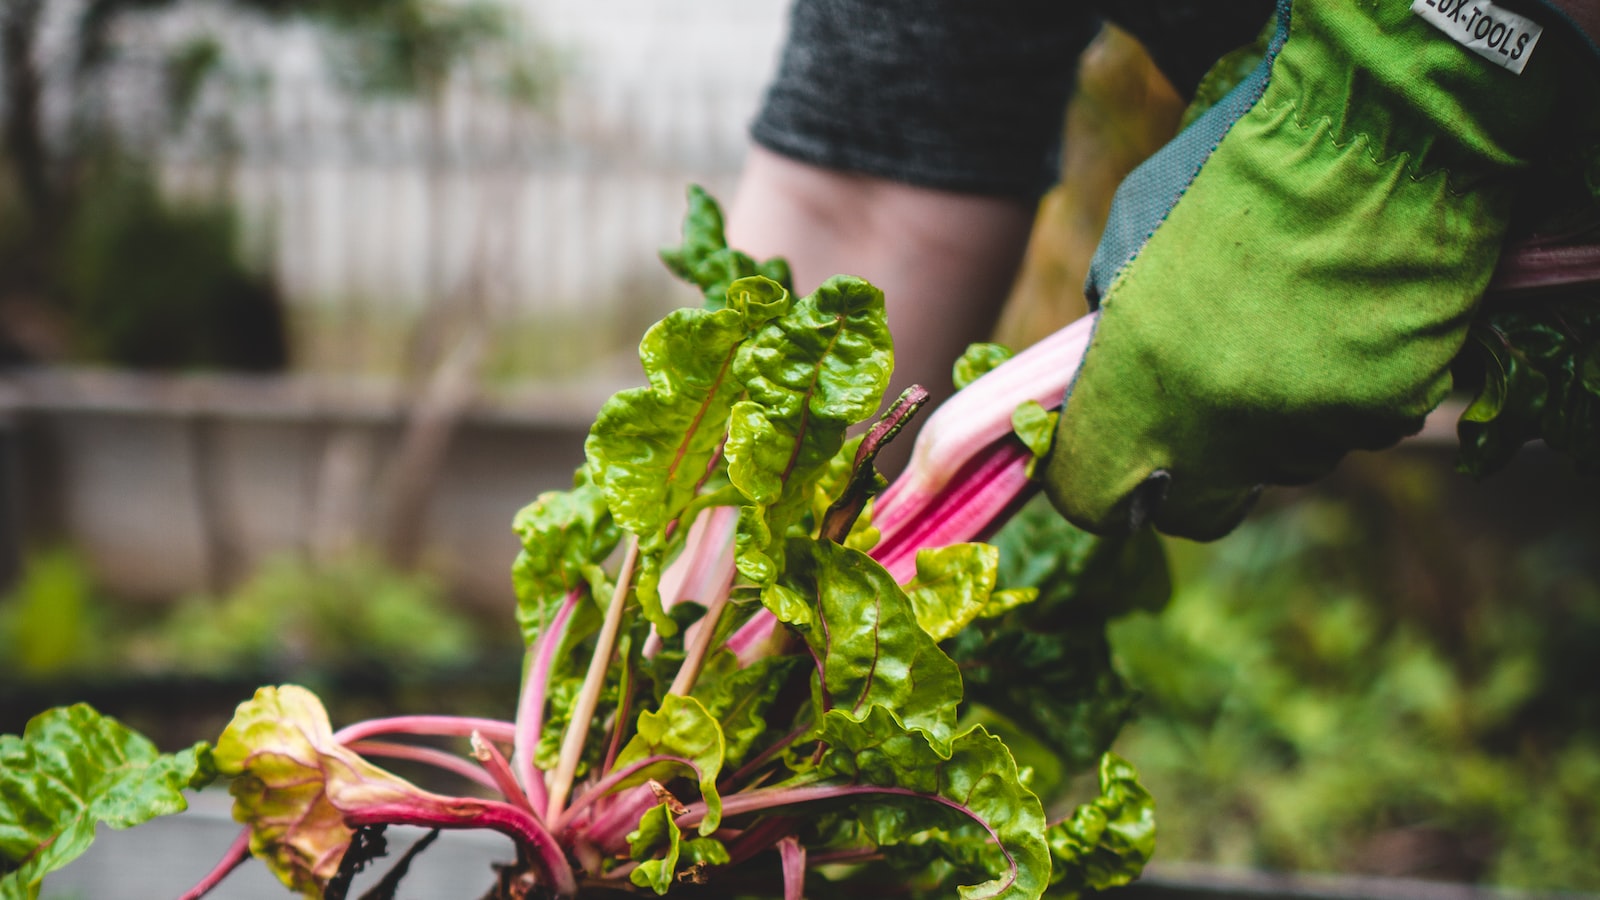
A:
726 146 1037 425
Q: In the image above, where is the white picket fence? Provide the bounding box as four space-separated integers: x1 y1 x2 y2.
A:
147 0 791 376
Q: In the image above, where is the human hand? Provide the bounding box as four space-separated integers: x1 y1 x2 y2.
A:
1042 0 1593 539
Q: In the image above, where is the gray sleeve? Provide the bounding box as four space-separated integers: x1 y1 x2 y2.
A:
750 0 1098 200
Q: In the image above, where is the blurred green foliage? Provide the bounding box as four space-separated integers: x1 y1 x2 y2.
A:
52 166 287 370
137 554 478 677
1110 454 1600 889
0 549 493 682
0 549 106 678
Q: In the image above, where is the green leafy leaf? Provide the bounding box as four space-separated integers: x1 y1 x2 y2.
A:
1045 753 1156 896
0 705 211 900
1455 326 1548 479
586 277 792 633
728 276 893 613
536 675 614 776
693 652 804 768
1453 301 1600 478
627 802 682 895
611 695 726 835
660 185 792 309
904 543 1002 642
511 471 619 646
990 495 1170 623
950 497 1170 774
790 539 963 745
814 706 1051 900
214 685 480 897
954 343 1015 391
586 305 760 538
1010 401 1058 478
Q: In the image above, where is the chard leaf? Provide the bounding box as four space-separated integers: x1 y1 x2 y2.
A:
1045 753 1156 895
612 695 726 835
536 676 614 776
981 588 1038 619
0 705 211 900
790 539 963 745
214 685 470 897
950 497 1169 774
728 276 893 612
1453 301 1600 477
589 276 789 537
693 652 803 768
904 543 1001 643
990 495 1170 623
1010 401 1058 478
511 472 618 646
627 802 682 895
1455 325 1548 479
954 342 1014 391
587 277 791 633
660 184 792 309
814 706 1051 900
681 836 731 880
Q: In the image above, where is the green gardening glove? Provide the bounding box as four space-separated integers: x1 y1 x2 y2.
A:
1043 0 1598 540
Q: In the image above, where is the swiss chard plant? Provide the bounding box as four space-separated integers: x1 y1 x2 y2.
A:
0 187 1162 900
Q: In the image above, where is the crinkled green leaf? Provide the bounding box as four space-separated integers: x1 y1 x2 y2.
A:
1045 753 1155 897
954 343 1015 391
536 675 613 777
682 836 730 868
990 495 1170 623
214 685 466 897
1455 325 1548 479
1454 302 1600 478
660 185 792 309
948 497 1169 774
0 705 211 900
1010 401 1058 478
627 802 682 895
789 539 963 745
586 277 791 635
728 276 893 612
981 588 1038 620
814 706 1051 900
950 622 1137 782
511 471 618 646
612 695 726 835
586 306 745 537
589 277 790 537
904 543 1001 643
692 652 804 768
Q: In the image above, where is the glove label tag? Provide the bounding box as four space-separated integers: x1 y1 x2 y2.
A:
1411 0 1544 74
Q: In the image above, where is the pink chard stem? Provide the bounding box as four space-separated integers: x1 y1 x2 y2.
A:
343 798 578 899
333 715 517 746
515 587 582 814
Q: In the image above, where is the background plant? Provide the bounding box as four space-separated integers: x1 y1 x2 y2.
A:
1111 453 1600 890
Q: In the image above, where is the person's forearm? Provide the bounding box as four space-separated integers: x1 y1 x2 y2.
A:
726 147 1036 430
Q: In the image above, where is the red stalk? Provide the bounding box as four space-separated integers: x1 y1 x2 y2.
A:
349 739 499 792
333 716 516 745
343 799 578 899
473 732 539 818
178 828 251 900
514 587 581 814
778 836 806 900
